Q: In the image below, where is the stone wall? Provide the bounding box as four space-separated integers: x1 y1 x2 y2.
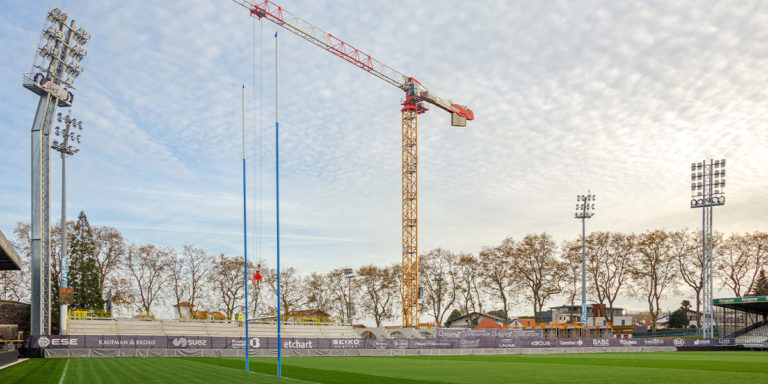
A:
0 300 30 337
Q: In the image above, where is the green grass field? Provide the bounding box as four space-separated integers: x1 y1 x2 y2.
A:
1 352 767 383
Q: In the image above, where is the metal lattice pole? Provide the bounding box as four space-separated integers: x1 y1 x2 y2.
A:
690 159 725 338
51 111 83 335
24 8 89 335
575 192 596 331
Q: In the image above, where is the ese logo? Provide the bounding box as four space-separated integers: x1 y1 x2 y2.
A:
37 336 50 348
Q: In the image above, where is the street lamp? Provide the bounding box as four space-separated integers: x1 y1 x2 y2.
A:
690 159 726 339
23 8 89 336
343 268 355 324
575 192 596 330
51 110 82 335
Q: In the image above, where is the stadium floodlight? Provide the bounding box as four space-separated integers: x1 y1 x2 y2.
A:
575 191 596 331
343 268 355 324
689 158 726 339
51 110 84 335
23 8 90 336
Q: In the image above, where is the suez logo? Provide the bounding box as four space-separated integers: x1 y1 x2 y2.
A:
37 336 78 347
171 337 207 347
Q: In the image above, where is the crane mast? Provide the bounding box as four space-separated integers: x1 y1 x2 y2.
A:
233 0 474 327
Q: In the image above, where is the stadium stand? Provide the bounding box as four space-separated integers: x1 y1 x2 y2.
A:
714 295 768 347
68 319 358 338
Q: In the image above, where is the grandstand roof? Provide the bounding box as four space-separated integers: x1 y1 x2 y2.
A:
713 296 768 315
0 230 21 271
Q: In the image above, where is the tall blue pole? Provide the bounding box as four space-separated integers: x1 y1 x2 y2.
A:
242 85 250 372
275 30 281 378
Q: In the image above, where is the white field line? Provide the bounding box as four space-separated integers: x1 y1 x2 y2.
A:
58 359 70 384
247 370 322 383
175 357 321 384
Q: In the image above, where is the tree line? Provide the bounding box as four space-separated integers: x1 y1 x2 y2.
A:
1 214 766 331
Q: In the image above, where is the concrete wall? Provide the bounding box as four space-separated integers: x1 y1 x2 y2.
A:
0 301 30 337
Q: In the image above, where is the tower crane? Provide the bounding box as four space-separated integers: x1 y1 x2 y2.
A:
232 0 474 327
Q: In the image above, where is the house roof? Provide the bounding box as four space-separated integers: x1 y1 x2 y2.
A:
0 230 21 271
286 309 330 317
173 302 193 307
514 318 536 327
446 312 505 325
474 317 502 329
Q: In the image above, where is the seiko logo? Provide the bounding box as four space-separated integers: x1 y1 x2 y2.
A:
332 339 360 345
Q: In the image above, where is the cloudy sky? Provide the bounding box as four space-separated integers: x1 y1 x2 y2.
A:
1 1 767 317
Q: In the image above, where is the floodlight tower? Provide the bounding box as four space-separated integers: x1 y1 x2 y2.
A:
690 159 726 339
575 192 595 330
23 8 89 335
343 268 355 324
51 110 83 335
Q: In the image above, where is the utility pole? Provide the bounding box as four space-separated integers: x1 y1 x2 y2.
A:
575 192 595 331
23 8 89 335
51 110 82 335
690 159 726 338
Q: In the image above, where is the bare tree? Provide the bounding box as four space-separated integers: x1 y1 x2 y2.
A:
266 267 305 315
305 272 333 313
598 233 635 324
326 268 355 322
182 245 211 312
456 253 482 314
248 260 269 317
672 230 703 327
560 240 582 323
584 232 611 319
478 239 517 321
209 254 250 320
124 244 169 315
419 248 459 326
166 249 188 318
718 232 768 297
92 225 126 295
357 264 397 327
512 233 563 322
632 230 678 332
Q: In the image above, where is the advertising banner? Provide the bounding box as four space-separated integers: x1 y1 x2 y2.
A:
24 335 735 350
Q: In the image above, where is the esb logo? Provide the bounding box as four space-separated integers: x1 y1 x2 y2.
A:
673 339 685 347
38 336 78 347
249 338 260 348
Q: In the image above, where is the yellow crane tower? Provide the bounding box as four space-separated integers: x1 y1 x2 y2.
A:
232 0 475 327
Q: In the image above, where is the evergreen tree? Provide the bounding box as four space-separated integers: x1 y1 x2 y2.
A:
68 211 104 310
445 309 463 327
751 269 768 296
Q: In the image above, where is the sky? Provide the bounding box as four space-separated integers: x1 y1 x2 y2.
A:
1 1 767 318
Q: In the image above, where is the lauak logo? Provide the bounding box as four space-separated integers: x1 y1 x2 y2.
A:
172 337 188 347
673 338 685 347
37 336 50 348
